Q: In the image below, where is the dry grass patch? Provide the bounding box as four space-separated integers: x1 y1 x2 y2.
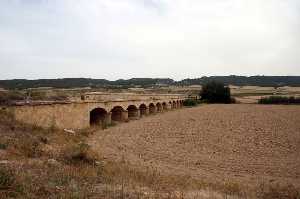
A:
256 182 300 199
0 166 24 199
61 142 100 165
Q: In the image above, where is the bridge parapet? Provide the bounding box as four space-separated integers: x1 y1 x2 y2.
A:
83 92 186 102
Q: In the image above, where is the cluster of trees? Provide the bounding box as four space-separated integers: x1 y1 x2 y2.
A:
200 81 233 103
183 81 234 106
259 96 300 104
187 81 300 105
1 76 300 90
177 76 300 87
0 78 174 90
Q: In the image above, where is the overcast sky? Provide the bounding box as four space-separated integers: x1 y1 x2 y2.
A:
0 0 299 80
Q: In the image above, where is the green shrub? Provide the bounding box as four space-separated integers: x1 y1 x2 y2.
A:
259 96 300 104
0 143 7 150
0 167 15 190
230 97 237 104
183 99 198 107
200 81 233 103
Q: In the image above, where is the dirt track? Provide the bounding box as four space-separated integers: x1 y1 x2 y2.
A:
89 104 300 187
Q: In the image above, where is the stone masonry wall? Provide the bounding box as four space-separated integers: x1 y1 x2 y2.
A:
10 95 186 130
12 103 90 129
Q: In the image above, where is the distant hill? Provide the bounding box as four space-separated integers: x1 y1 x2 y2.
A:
0 76 299 89
0 78 174 90
177 76 300 87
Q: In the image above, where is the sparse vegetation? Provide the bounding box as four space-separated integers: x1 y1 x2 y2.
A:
14 136 42 158
0 91 24 105
257 182 300 199
0 167 15 190
0 143 7 150
0 89 69 106
183 99 198 107
29 90 69 101
259 96 300 104
222 181 242 196
62 142 100 165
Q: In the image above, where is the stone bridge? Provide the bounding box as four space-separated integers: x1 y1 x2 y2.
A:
10 93 187 130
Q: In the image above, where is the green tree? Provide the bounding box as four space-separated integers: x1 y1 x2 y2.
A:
200 81 232 103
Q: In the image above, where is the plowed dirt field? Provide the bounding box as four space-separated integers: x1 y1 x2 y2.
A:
89 104 300 187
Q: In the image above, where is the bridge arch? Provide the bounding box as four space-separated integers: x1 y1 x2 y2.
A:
156 102 162 112
149 103 156 114
139 104 148 117
111 106 125 122
127 105 139 119
172 101 177 109
90 108 107 126
169 101 172 109
162 102 167 110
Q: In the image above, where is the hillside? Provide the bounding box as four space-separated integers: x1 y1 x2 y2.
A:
1 76 300 89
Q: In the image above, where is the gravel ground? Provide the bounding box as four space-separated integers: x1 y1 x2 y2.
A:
89 104 300 187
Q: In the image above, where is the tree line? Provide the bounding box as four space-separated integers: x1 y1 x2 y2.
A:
1 76 300 90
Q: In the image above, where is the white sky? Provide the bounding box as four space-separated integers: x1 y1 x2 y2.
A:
0 0 299 80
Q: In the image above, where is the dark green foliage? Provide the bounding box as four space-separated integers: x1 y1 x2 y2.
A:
0 167 15 190
0 78 174 90
0 78 109 90
259 96 300 104
0 143 7 150
200 81 232 103
1 76 300 89
230 97 237 104
183 99 197 107
177 76 300 87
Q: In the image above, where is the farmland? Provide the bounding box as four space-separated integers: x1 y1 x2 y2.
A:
1 97 300 198
89 104 300 188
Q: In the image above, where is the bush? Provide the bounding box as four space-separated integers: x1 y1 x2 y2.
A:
29 91 68 101
200 81 232 103
259 96 300 104
183 99 198 107
15 137 42 158
0 91 24 105
0 143 7 150
257 182 300 199
62 143 99 165
0 167 15 190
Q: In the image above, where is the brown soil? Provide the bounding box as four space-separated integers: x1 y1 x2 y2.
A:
89 104 300 187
